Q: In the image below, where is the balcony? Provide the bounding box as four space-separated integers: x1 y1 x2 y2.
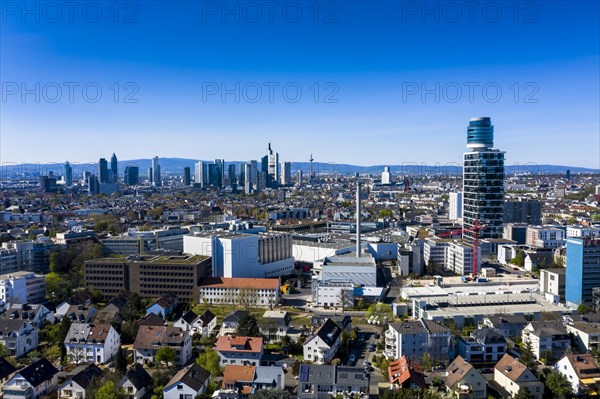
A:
385 330 395 339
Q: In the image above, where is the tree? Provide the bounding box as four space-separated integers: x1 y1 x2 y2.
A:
511 251 525 267
46 272 72 301
576 303 591 315
115 346 128 374
513 387 534 399
96 381 125 399
0 342 7 358
259 318 277 342
236 313 260 337
156 347 176 366
122 293 144 321
49 252 61 273
545 371 574 399
422 352 432 371
519 336 538 372
196 347 221 376
337 289 352 311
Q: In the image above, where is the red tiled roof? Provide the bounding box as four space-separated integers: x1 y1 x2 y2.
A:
388 356 427 388
216 336 263 353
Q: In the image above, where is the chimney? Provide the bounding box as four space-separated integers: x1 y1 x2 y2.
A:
356 182 361 257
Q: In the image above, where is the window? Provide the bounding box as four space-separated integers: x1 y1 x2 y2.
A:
177 385 183 390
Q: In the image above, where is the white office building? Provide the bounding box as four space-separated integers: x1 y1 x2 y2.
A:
184 231 294 278
526 226 566 249
448 192 463 221
381 167 391 184
0 271 46 305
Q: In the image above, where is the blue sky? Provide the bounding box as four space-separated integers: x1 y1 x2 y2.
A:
1 0 599 168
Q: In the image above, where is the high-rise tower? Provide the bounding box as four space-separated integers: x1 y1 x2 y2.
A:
462 117 505 242
64 161 73 187
152 156 161 187
110 153 118 182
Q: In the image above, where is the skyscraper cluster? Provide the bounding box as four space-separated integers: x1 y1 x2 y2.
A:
193 142 294 193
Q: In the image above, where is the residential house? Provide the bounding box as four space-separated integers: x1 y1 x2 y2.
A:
163 363 211 399
1 304 55 327
133 325 192 366
54 304 97 323
146 293 178 319
0 357 17 389
522 321 570 361
312 315 352 332
480 315 528 339
2 359 58 399
215 336 263 367
0 319 38 358
137 313 165 327
493 354 544 399
555 354 600 396
58 364 103 399
445 356 487 399
174 310 216 337
64 323 121 364
385 319 453 364
296 365 369 399
388 356 427 390
118 364 152 399
303 319 342 365
457 328 507 363
260 311 291 342
217 365 283 399
565 320 600 354
220 310 249 336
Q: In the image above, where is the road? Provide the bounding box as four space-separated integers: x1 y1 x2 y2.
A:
341 324 384 396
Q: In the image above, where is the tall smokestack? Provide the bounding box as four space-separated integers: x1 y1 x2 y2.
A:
356 182 361 256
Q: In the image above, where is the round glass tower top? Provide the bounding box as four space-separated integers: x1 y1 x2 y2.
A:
467 117 494 149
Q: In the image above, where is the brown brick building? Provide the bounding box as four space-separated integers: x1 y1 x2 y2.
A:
84 255 211 303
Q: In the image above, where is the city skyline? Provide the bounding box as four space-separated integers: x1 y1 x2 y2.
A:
1 1 599 168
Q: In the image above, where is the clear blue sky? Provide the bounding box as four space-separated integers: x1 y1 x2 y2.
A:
1 0 599 168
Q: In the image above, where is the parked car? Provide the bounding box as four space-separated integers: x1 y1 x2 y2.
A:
348 354 356 364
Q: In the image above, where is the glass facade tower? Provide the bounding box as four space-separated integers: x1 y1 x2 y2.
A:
463 117 505 242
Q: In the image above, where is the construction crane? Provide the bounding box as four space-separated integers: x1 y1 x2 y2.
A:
435 219 486 277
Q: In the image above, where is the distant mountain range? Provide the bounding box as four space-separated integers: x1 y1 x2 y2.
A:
3 158 598 177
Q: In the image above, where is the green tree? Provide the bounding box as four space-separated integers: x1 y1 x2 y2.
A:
513 387 534 399
519 336 538 372
46 272 72 301
155 347 176 366
236 313 260 337
96 381 125 399
511 251 525 267
195 348 221 376
0 342 7 358
378 209 393 219
576 303 591 315
545 371 574 399
49 252 61 273
422 352 432 371
122 293 144 321
115 346 128 374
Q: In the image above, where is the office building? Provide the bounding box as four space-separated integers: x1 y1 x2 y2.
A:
147 167 153 182
462 117 505 241
227 164 236 188
503 223 528 245
98 158 109 183
84 255 211 303
0 271 46 305
195 161 207 188
381 166 391 184
124 166 139 185
526 226 566 249
64 161 73 187
565 238 600 306
110 153 118 182
567 225 600 238
183 167 191 186
266 143 279 188
238 164 245 186
198 277 280 307
152 156 161 187
39 175 58 193
539 268 566 303
448 192 463 221
384 319 453 363
280 161 291 186
503 199 541 224
184 232 294 278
